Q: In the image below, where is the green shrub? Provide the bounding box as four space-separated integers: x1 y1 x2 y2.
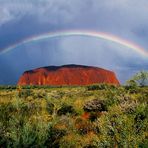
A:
87 84 117 91
46 127 66 147
87 84 106 91
18 89 33 98
46 102 54 114
134 104 148 122
105 97 120 108
57 104 76 116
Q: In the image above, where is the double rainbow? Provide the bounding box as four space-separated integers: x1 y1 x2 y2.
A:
0 30 148 56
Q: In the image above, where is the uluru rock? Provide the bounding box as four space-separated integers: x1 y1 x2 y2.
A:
18 65 120 86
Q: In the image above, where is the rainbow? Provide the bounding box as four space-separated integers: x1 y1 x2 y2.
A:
0 30 148 56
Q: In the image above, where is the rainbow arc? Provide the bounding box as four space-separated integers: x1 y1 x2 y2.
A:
0 30 148 56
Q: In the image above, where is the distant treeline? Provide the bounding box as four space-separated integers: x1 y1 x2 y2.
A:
0 85 82 90
0 83 147 90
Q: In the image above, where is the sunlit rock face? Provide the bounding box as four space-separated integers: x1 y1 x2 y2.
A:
18 65 120 86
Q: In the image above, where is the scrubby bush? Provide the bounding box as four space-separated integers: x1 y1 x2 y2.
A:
46 127 66 147
105 96 120 108
34 91 47 99
75 118 96 135
18 89 33 98
83 99 107 112
87 84 117 91
83 99 107 121
124 82 139 93
134 104 147 122
87 84 106 91
57 104 76 116
46 102 54 114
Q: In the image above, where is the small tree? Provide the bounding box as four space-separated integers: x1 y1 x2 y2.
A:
133 71 148 86
127 71 148 87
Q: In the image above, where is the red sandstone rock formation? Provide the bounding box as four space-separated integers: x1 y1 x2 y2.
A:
18 65 120 86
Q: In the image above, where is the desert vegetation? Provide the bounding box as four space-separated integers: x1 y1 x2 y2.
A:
0 82 147 148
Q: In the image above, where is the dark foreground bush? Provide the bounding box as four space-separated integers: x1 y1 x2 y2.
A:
87 84 106 91
46 102 54 114
57 104 76 116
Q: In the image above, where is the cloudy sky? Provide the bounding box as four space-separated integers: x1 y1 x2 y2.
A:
0 0 148 84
